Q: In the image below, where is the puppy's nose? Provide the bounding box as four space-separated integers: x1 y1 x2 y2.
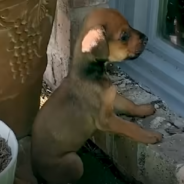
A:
140 34 148 46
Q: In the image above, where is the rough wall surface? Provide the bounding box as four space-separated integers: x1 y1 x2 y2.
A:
44 0 108 90
92 73 184 184
69 0 108 8
44 0 70 90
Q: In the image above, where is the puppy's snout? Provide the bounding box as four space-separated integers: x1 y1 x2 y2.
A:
140 34 148 46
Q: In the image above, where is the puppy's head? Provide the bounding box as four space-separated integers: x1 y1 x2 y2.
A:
81 8 148 62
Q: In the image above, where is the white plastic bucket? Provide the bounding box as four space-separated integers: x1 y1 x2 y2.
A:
0 120 18 184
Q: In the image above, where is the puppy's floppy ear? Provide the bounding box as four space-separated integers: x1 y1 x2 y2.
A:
81 25 109 60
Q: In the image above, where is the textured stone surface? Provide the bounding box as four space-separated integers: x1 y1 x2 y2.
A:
44 0 108 91
69 0 108 8
92 72 184 184
44 0 70 90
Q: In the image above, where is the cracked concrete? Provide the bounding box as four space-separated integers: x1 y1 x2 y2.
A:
107 69 184 136
93 68 184 184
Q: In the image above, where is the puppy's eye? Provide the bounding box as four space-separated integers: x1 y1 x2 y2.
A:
121 32 129 41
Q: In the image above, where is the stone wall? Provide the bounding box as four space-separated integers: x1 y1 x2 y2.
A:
69 0 108 8
44 0 109 90
44 0 70 90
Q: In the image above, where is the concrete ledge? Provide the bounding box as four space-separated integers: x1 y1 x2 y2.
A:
92 72 184 184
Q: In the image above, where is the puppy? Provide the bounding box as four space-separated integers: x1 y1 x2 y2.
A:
31 8 162 184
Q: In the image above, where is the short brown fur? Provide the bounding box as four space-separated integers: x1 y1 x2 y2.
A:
31 8 162 184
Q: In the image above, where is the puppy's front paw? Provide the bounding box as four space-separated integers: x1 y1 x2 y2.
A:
144 131 163 144
136 104 156 117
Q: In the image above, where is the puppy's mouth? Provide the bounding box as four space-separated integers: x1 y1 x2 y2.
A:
128 35 148 60
128 52 142 60
128 44 147 60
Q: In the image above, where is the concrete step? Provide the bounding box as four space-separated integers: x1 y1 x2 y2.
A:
92 72 184 184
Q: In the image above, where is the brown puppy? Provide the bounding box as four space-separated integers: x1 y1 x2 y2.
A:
31 8 162 184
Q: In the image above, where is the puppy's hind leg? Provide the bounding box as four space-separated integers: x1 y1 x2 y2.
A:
39 152 83 184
